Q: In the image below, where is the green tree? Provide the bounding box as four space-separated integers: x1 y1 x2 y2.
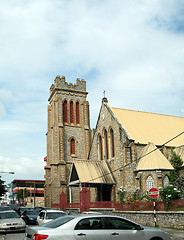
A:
0 176 6 197
17 188 29 205
168 149 183 184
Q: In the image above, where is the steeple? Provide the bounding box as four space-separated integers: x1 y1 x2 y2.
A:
102 90 108 103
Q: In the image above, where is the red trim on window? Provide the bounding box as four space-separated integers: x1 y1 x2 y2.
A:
63 100 68 123
70 101 74 124
76 102 80 124
70 138 75 155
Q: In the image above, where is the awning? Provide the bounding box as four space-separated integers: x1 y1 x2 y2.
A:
9 192 15 197
69 160 115 186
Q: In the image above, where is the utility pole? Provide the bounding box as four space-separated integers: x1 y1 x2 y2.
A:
34 181 36 208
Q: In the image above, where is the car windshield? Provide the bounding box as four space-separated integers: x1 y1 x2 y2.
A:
46 212 66 219
42 216 74 228
0 211 20 219
0 206 11 211
26 210 39 215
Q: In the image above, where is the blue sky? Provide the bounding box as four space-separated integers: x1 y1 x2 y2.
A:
0 0 184 184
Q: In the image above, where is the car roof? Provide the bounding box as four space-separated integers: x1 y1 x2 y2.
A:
0 210 20 216
81 211 102 214
42 209 66 213
0 210 17 213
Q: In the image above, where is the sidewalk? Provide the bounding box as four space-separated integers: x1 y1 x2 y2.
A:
0 235 4 240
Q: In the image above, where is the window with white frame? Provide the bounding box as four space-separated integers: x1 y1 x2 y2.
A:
163 176 169 187
146 175 154 191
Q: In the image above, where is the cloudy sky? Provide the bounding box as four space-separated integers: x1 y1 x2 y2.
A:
0 0 184 184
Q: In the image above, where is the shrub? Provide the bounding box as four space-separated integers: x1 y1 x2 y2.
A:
160 185 181 208
117 186 126 203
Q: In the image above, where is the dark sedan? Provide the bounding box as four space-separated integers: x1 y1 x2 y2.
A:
21 209 39 225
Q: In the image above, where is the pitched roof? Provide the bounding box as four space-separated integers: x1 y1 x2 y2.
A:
69 160 115 185
136 142 174 171
109 105 184 147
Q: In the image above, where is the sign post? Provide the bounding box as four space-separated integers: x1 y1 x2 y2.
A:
148 188 159 227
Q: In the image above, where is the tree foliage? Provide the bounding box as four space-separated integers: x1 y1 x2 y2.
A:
160 185 181 207
0 176 6 197
168 149 183 184
17 188 29 203
159 149 183 208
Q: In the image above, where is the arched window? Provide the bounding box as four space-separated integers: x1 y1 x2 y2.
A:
98 134 103 160
70 138 75 155
70 101 74 124
110 128 115 158
76 102 80 125
63 100 68 124
104 129 109 159
146 176 154 191
163 176 169 188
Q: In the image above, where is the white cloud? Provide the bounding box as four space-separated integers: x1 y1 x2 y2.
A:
0 155 45 184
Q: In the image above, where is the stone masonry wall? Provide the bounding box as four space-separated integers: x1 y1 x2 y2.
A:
92 209 184 229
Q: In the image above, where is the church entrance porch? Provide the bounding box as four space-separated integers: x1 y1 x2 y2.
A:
56 185 115 212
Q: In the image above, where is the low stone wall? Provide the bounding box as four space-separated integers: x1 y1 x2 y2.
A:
90 209 184 229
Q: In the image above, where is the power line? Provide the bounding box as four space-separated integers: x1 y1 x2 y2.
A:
86 131 184 183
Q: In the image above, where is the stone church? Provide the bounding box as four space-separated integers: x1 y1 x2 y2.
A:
44 76 184 207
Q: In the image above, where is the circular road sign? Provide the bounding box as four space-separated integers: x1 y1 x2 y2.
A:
148 188 159 199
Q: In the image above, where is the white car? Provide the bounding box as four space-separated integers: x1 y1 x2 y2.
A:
37 209 67 225
0 210 26 232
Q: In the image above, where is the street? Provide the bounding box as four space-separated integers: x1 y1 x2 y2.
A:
0 228 184 240
0 232 24 240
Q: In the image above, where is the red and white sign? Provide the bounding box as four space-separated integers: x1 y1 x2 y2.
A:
148 188 159 199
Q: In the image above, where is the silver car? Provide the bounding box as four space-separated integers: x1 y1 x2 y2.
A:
37 209 67 225
0 210 26 232
24 214 171 240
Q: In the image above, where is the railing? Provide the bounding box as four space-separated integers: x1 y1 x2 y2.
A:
114 200 184 211
90 201 115 209
66 202 80 209
53 190 184 212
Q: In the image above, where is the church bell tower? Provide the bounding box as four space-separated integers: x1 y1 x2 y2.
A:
44 76 91 207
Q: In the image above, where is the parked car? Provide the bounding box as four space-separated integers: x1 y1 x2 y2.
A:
0 210 26 232
34 206 44 212
21 209 39 225
0 205 11 211
18 207 30 215
37 209 67 225
24 214 171 240
7 204 19 211
81 211 102 214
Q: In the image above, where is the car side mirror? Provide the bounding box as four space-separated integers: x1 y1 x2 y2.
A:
136 225 144 230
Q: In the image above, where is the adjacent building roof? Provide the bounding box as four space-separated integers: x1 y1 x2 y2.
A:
110 106 184 147
69 160 115 185
136 142 174 171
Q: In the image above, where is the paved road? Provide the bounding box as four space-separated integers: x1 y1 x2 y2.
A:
0 228 184 240
0 233 24 240
161 228 184 240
